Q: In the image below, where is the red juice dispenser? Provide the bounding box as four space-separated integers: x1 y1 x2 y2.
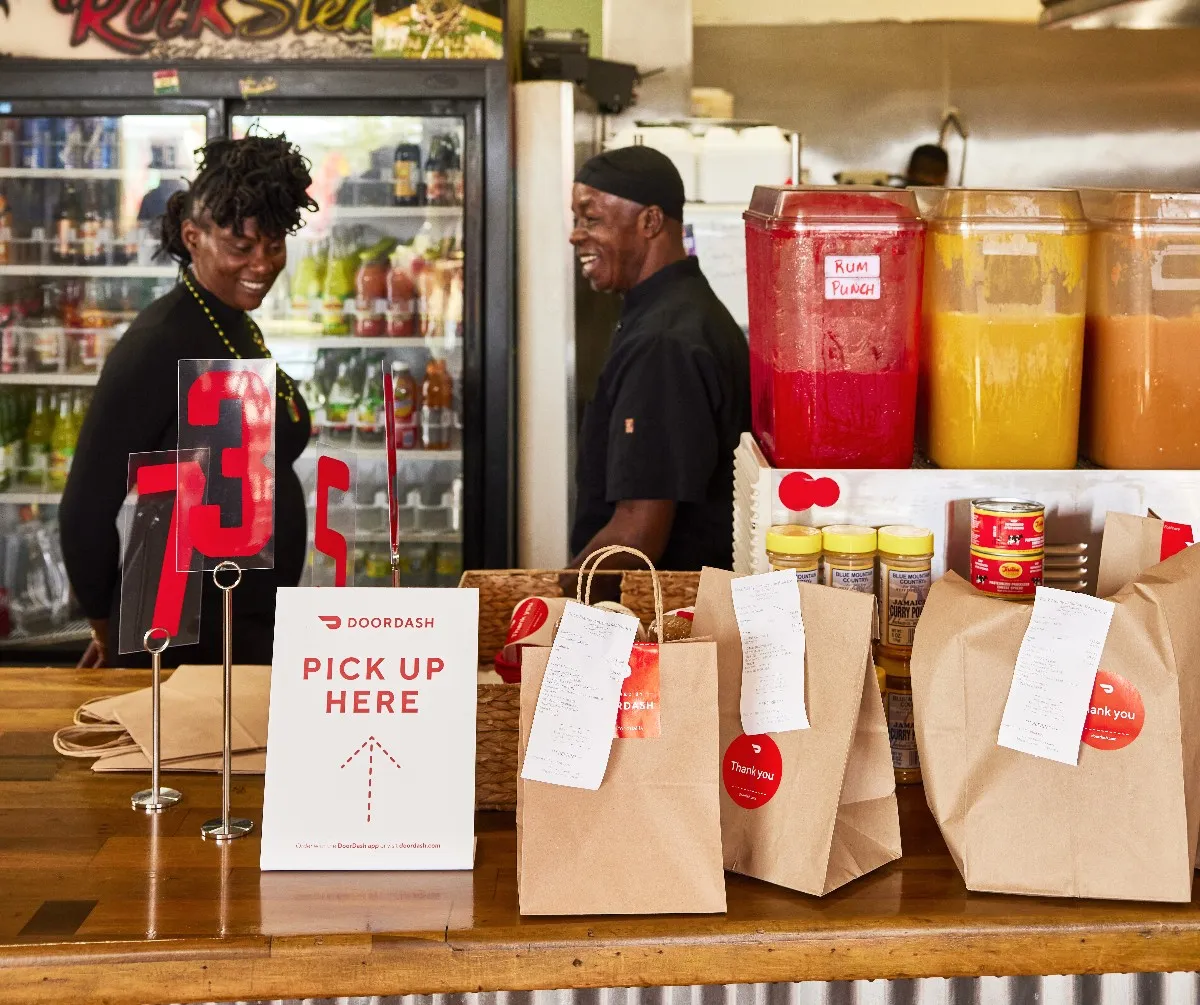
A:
744 187 926 468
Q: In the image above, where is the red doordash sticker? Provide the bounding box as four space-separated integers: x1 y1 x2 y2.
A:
1082 670 1145 751
505 597 548 644
1161 522 1194 562
616 643 660 739
722 734 782 809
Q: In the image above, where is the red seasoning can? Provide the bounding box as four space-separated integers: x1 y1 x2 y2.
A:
969 547 1043 599
971 498 1046 552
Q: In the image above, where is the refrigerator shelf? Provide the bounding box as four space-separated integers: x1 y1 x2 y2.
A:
0 490 61 505
258 330 449 351
302 444 462 463
0 372 101 386
0 618 91 650
328 205 463 222
0 265 178 279
0 167 190 181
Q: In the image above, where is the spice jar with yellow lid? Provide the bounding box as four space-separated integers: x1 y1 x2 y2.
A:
877 525 934 654
877 648 920 785
820 525 877 594
765 525 822 583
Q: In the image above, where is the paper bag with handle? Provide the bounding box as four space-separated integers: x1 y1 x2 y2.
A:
691 567 900 895
516 546 726 915
911 543 1200 901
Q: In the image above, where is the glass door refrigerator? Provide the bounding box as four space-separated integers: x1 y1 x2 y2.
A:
229 103 477 593
0 103 214 656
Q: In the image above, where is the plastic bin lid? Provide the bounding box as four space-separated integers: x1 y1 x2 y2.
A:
744 185 922 226
930 189 1087 231
1080 188 1200 225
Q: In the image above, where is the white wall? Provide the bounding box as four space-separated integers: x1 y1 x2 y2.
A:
693 0 1041 26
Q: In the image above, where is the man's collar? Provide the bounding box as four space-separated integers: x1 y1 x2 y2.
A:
621 256 701 316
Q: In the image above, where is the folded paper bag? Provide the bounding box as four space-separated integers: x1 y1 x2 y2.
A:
910 545 1200 901
691 567 900 896
515 546 726 916
1096 511 1194 599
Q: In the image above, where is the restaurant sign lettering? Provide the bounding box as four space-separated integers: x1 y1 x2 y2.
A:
0 0 502 59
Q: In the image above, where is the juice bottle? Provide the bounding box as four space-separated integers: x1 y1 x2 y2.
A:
356 353 385 446
321 237 358 336
392 361 420 450
47 392 74 490
355 249 390 337
22 389 52 487
323 360 358 444
387 247 417 338
421 358 453 450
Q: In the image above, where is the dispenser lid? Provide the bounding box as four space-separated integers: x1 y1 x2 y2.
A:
1082 188 1200 225
930 189 1087 231
744 185 922 227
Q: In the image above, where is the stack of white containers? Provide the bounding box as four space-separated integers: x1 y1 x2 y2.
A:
605 124 791 205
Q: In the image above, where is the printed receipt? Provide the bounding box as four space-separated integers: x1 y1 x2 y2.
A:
731 570 810 735
520 602 639 790
997 587 1115 765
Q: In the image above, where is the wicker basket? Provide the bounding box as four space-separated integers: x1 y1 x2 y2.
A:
465 567 702 810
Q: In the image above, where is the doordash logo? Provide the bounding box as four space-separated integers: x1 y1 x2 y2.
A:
318 614 436 630
319 615 343 630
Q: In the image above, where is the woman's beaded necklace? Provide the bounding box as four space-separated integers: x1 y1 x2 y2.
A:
181 269 301 423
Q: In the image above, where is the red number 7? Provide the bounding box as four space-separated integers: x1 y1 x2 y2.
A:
136 460 206 637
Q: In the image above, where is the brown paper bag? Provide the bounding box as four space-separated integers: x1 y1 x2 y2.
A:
911 544 1200 901
1097 511 1194 598
53 665 270 772
516 547 726 915
691 567 900 895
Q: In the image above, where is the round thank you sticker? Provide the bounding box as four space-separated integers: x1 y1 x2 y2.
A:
722 734 783 809
505 597 548 644
1082 670 1145 751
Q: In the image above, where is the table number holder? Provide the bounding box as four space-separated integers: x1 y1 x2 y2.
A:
130 627 183 813
201 561 254 842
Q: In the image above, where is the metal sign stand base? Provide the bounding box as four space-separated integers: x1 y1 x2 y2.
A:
131 628 182 813
201 561 254 843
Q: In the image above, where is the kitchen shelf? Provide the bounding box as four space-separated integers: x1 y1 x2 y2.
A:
0 372 101 386
328 205 463 222
302 444 461 463
0 618 90 650
0 265 177 279
0 168 189 181
0 490 62 505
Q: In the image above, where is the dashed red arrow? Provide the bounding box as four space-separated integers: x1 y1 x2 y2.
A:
340 735 401 823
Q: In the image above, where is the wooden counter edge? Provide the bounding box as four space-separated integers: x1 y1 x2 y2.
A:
2 920 1199 1005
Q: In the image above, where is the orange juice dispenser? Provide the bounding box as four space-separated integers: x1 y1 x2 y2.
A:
922 191 1088 468
1082 190 1200 469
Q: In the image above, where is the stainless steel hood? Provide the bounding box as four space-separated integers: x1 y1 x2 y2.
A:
1041 0 1200 28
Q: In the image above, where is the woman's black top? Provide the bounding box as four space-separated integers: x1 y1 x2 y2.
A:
60 279 311 667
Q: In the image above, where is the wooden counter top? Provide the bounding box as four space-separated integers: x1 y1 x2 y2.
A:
1 667 1198 1005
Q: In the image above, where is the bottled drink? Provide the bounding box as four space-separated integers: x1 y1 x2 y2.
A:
355 250 389 337
0 188 12 266
392 361 420 450
0 119 16 170
321 237 357 336
356 354 386 446
324 360 358 444
47 392 75 491
79 184 103 266
424 136 451 208
387 249 416 338
29 285 62 374
20 118 52 169
23 389 53 487
53 118 84 171
52 185 80 266
291 241 327 321
393 142 423 207
420 358 453 450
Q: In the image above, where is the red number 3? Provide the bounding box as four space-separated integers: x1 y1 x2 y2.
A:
186 368 274 559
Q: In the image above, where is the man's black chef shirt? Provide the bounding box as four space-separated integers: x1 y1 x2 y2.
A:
60 281 310 667
571 256 750 571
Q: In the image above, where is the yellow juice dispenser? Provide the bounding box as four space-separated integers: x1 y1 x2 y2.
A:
1082 190 1200 469
922 190 1088 469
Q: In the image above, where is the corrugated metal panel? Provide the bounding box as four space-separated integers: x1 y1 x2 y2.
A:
192 972 1200 1005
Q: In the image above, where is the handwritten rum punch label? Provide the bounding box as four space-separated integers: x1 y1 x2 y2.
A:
731 570 809 735
521 602 639 790
997 588 1115 766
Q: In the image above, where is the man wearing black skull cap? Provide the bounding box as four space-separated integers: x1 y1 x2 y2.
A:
569 145 750 570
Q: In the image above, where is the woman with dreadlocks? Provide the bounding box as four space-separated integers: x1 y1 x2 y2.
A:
61 134 317 668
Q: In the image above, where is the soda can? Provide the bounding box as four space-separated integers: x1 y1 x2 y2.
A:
20 118 52 169
969 546 1043 599
0 119 17 169
970 498 1045 553
99 118 120 170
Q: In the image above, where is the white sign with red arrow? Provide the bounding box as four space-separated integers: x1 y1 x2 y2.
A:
260 586 479 870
